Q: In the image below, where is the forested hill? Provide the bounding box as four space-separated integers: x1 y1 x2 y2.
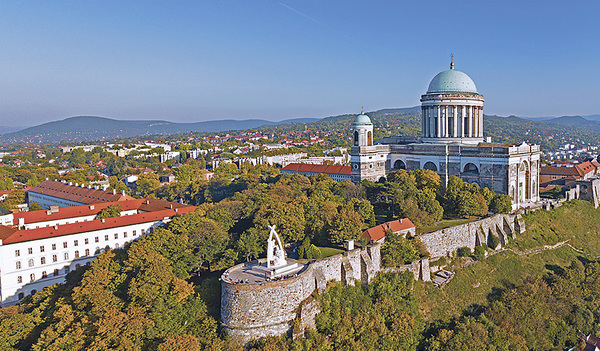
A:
2 107 600 148
0 116 320 145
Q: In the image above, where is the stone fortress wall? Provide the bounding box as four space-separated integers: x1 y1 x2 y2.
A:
220 244 381 344
221 213 531 344
418 213 525 258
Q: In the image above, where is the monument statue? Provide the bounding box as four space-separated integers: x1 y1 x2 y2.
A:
266 225 287 268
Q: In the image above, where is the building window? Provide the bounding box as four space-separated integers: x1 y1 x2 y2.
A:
15 249 20 257
105 245 110 251
95 236 99 243
28 259 34 267
28 247 33 255
52 244 56 250
140 229 144 235
52 254 57 262
74 250 79 258
114 233 118 239
85 249 90 256
115 243 120 249
42 271 47 279
16 261 21 269
64 253 69 260
63 242 68 248
85 238 89 245
30 273 35 282
74 240 78 246
40 257 46 264
53 269 59 276
104 235 109 241
17 276 22 284
124 231 128 238
132 230 136 236
40 245 45 253
65 267 70 274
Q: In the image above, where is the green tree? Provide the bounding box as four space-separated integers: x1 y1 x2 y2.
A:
97 204 122 219
28 202 42 211
489 194 512 214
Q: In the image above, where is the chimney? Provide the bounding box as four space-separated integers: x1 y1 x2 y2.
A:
112 189 116 195
175 208 178 213
121 190 126 196
89 205 95 210
101 219 105 223
18 217 24 229
75 183 78 187
54 225 58 230
170 204 173 209
68 182 73 186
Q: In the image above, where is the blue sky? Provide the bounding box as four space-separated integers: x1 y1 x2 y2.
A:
1 1 599 126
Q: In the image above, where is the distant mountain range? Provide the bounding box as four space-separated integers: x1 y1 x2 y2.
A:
0 116 320 145
0 108 598 146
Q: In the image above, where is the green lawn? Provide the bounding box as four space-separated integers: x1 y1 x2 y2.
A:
316 246 344 258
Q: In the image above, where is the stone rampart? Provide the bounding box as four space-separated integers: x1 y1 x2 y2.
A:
221 243 381 344
418 214 518 258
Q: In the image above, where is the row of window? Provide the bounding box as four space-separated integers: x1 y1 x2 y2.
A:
14 229 143 257
17 262 88 285
15 243 133 270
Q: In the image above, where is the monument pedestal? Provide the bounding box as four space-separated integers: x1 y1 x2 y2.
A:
253 260 301 278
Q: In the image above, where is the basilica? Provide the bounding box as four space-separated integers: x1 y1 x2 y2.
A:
350 61 540 209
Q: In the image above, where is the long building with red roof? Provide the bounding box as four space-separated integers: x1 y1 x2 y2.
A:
0 198 195 306
281 163 352 182
27 180 135 209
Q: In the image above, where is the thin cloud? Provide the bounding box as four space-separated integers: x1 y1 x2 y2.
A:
278 2 354 41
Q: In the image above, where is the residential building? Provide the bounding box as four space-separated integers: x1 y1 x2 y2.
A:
28 180 135 209
360 218 416 243
281 163 352 182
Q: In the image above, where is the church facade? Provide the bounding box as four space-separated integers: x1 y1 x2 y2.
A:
350 62 540 209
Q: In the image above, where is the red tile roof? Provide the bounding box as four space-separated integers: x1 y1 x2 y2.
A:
387 218 415 232
282 163 351 175
540 165 583 178
28 180 135 205
576 161 596 176
360 218 415 241
14 198 189 225
1 206 196 244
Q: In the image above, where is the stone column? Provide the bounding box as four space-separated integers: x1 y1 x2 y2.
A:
460 105 466 137
479 107 484 137
468 106 473 137
443 106 449 137
436 106 441 138
453 105 458 137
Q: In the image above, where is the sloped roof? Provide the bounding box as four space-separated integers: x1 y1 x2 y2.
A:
540 165 583 177
1 206 195 244
577 161 596 176
28 180 135 205
360 218 415 241
282 163 351 175
14 198 189 225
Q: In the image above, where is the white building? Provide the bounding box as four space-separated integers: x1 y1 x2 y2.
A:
350 60 541 209
0 199 195 306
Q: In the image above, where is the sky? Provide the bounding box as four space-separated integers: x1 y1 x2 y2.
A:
1 1 599 127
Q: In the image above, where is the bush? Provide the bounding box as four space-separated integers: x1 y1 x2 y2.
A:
488 234 501 249
457 246 472 257
474 244 487 261
430 257 447 267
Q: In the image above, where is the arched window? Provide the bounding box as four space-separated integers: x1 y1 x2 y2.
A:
367 131 373 146
85 249 90 256
353 131 359 146
463 163 479 174
16 261 21 269
30 273 35 282
74 250 79 258
393 160 406 170
423 162 438 172
40 257 46 265
42 271 47 279
28 259 34 267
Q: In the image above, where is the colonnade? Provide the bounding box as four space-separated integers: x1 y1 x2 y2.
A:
421 104 484 139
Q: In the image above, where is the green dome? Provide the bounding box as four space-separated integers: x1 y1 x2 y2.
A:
427 68 478 94
353 113 372 125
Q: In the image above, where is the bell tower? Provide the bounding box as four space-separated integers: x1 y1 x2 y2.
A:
350 109 386 183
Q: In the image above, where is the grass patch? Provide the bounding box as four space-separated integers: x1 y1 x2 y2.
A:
416 246 580 323
417 217 479 233
316 246 344 258
512 199 600 254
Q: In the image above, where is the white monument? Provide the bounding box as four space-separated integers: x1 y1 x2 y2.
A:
266 225 287 268
254 225 300 279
